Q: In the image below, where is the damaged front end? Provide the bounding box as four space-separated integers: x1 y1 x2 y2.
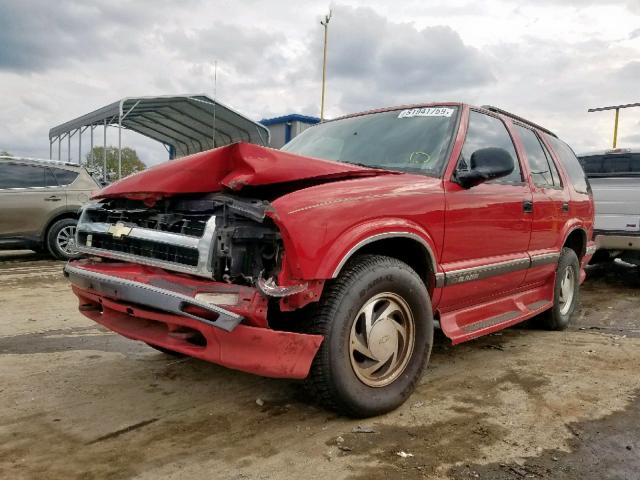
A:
75 193 285 284
66 191 323 378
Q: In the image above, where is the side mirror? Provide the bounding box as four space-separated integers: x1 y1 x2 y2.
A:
456 147 515 188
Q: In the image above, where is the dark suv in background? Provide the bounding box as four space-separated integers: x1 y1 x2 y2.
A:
0 156 100 259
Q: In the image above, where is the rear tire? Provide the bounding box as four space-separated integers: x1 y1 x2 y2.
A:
46 218 80 260
541 247 580 330
305 255 433 417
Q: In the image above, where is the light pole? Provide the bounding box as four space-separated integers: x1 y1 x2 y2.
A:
588 102 640 148
320 10 332 122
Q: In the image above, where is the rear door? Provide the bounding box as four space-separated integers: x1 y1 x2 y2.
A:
0 162 66 237
440 110 533 308
49 166 92 210
513 124 569 285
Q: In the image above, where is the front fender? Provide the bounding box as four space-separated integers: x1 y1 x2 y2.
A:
318 219 440 278
268 211 442 282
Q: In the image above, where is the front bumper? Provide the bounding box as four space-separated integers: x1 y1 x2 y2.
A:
65 260 323 379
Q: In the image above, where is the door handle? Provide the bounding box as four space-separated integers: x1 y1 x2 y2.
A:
523 200 533 213
561 202 569 213
44 196 62 202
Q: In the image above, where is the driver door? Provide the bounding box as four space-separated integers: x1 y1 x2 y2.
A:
439 111 533 309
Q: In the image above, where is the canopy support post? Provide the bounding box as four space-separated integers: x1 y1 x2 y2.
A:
103 119 107 181
118 111 122 179
90 125 94 165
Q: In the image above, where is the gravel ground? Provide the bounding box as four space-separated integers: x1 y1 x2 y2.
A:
0 250 638 480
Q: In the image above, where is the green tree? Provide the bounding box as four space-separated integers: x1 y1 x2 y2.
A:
86 146 146 180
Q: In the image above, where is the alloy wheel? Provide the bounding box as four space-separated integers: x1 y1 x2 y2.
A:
349 292 416 387
558 265 575 315
56 225 77 256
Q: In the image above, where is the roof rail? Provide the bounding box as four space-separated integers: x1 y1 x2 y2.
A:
0 155 81 168
481 105 557 138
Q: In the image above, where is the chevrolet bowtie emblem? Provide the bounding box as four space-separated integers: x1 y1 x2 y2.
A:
107 222 132 239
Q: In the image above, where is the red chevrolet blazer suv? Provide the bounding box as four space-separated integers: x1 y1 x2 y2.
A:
65 103 595 417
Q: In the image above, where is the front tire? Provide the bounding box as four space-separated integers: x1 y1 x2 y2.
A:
306 255 433 417
46 218 80 260
541 247 580 330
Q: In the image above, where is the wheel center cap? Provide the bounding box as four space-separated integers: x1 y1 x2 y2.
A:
368 319 397 360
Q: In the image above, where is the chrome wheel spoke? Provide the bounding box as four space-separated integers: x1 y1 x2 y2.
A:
57 226 77 254
361 355 391 376
349 292 416 388
376 301 401 323
350 332 375 360
361 301 376 340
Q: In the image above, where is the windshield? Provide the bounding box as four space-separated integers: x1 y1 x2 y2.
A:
281 106 459 176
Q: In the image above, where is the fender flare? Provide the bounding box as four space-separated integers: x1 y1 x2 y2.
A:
323 221 444 288
560 222 588 257
331 231 439 278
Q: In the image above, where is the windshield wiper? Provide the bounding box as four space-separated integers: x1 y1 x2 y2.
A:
346 162 396 172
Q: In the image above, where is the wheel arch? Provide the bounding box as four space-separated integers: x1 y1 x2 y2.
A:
331 232 442 295
562 227 587 259
42 210 79 242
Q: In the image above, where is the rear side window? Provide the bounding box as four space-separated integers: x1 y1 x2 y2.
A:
516 125 561 188
540 141 562 186
459 111 522 183
0 163 46 189
579 153 640 177
544 135 589 194
50 167 79 186
44 168 58 187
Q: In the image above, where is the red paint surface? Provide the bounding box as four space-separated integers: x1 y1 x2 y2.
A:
71 260 270 327
69 262 323 379
94 142 392 201
73 103 596 372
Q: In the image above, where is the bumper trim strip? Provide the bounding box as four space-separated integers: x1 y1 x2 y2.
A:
64 263 242 332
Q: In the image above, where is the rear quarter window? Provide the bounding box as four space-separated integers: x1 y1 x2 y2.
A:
544 135 589 194
50 167 79 186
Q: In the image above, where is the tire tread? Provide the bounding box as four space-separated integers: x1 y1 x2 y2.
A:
305 254 428 416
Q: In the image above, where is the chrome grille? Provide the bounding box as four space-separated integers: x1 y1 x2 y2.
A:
77 232 199 266
75 203 217 278
83 207 210 237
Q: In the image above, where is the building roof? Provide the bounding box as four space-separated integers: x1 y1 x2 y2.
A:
259 114 320 126
49 94 270 158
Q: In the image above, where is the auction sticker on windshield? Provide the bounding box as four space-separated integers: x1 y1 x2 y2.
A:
398 107 454 118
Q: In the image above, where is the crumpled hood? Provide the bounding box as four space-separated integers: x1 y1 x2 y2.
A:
94 142 393 201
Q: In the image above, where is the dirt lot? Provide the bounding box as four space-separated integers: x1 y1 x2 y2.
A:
0 251 638 480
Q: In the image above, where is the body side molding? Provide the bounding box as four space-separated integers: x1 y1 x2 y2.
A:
444 251 560 286
332 233 561 289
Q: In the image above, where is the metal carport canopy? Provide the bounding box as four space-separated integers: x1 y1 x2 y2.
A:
49 94 270 161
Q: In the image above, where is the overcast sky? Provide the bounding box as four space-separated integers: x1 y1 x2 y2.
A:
0 0 638 166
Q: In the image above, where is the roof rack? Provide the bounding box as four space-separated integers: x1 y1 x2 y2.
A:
481 105 557 138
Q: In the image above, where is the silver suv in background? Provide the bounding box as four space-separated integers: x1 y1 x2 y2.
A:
0 156 100 259
578 148 640 266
